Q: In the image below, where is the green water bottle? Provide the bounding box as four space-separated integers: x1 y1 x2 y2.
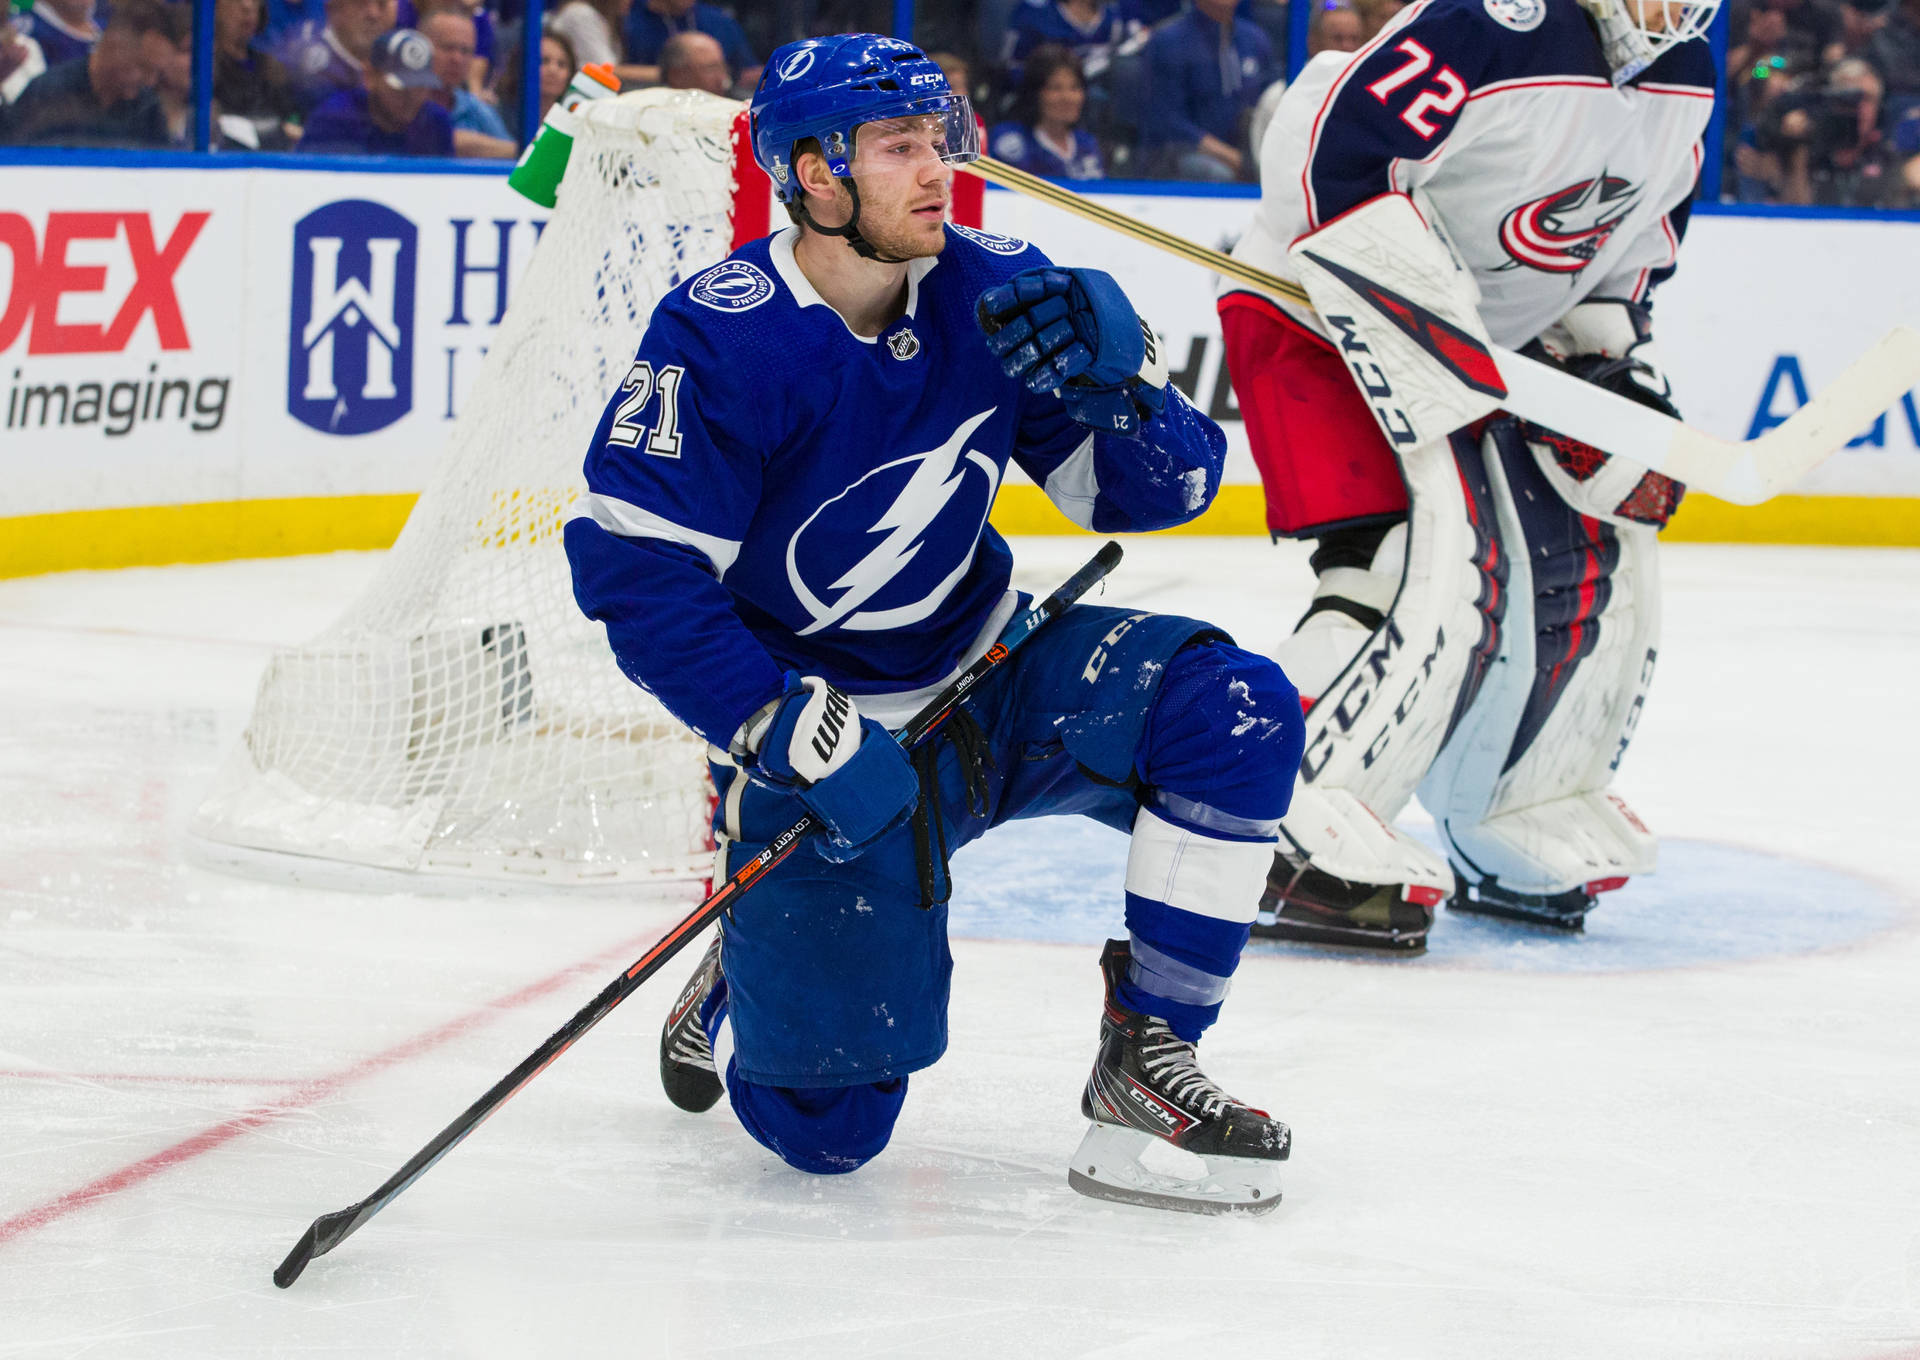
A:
507 63 620 209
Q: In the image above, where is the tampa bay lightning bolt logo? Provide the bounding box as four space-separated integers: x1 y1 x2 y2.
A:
946 224 1029 257
776 48 815 82
786 409 1001 635
1497 173 1642 275
690 260 776 312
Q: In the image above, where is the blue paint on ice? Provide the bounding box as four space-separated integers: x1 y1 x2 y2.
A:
946 819 1910 973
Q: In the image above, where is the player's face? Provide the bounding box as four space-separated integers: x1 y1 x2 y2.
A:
846 115 954 259
1624 0 1680 32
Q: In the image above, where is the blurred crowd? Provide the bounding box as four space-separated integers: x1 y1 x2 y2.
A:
0 0 1384 172
1725 0 1920 206
2 0 1916 207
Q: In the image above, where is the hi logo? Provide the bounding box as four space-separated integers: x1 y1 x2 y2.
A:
288 200 417 435
0 211 209 355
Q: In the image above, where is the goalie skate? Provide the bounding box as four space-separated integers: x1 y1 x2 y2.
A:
1449 870 1628 931
1069 940 1288 1216
1255 849 1444 953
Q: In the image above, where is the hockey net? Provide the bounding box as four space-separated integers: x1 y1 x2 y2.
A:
192 89 765 887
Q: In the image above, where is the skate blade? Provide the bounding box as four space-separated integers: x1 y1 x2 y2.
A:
1253 916 1428 954
1066 1123 1282 1217
1447 899 1586 931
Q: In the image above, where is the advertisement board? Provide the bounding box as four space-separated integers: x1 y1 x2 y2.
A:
3 162 1917 574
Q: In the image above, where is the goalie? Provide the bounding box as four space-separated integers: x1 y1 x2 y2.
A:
1219 0 1718 950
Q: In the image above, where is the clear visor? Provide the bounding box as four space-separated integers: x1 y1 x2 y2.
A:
828 96 980 178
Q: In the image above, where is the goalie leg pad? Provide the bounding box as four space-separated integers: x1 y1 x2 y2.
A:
1421 419 1660 901
1259 429 1512 944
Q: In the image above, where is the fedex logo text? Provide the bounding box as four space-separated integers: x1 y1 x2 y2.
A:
0 212 210 355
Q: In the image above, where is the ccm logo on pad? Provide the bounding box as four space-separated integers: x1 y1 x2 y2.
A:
0 211 210 355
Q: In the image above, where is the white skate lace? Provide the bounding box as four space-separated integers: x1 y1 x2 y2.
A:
1137 1021 1234 1119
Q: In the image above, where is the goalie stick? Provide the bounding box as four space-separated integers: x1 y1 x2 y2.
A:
272 540 1126 1289
963 155 1920 506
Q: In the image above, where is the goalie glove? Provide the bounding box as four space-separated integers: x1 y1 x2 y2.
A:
1527 299 1686 527
1537 299 1679 418
738 673 919 862
976 267 1169 436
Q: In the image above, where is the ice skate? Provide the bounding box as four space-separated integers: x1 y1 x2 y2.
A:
658 935 725 1113
1069 939 1288 1216
1254 849 1444 954
1448 870 1628 931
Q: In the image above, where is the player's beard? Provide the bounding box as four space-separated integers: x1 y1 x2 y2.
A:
850 193 948 262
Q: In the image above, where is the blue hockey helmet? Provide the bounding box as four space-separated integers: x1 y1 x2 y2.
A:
749 33 979 205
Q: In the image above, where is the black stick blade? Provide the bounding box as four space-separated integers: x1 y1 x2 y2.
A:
273 1204 364 1288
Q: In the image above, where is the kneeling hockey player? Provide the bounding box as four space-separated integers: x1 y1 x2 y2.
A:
567 34 1306 1213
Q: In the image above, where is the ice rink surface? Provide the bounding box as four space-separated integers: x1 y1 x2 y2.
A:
2 536 1918 1359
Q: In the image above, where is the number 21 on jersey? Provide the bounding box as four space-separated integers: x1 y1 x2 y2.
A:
1365 39 1467 138
609 361 686 457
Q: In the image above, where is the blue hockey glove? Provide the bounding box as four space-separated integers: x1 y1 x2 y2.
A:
744 673 919 863
976 267 1170 436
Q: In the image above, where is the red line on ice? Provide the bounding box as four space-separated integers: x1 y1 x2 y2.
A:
0 927 666 1248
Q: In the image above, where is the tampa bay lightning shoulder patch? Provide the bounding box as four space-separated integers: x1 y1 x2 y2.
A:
947 223 1030 256
689 260 776 312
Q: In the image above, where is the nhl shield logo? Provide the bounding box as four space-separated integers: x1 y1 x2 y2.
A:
886 328 921 360
287 199 417 435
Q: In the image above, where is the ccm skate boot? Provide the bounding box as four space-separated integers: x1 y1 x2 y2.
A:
658 935 725 1113
1070 939 1288 1216
1254 849 1444 954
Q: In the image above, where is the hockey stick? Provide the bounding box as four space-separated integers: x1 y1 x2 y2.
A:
271 540 1125 1289
963 155 1920 506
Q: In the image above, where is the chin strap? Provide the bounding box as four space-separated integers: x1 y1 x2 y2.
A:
795 177 916 265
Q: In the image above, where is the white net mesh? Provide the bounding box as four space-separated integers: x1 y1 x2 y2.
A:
192 89 746 886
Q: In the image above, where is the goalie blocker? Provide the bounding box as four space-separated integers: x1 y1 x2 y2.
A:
1221 195 1673 948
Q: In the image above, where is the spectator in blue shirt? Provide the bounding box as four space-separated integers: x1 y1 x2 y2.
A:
989 44 1105 179
20 0 99 70
1003 0 1129 81
298 25 453 154
1142 0 1276 181
278 0 396 113
622 0 754 90
422 6 512 155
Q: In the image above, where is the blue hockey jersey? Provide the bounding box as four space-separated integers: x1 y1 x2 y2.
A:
565 224 1228 748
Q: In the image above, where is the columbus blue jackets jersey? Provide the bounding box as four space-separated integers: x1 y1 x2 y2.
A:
1231 0 1714 348
566 225 1227 748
